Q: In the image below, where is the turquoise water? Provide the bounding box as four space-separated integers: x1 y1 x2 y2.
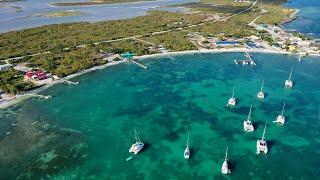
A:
1 52 320 179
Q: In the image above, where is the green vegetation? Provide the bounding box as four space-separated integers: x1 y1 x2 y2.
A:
0 0 294 94
0 69 35 94
52 0 153 6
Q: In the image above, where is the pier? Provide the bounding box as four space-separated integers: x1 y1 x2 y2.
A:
34 94 52 99
131 59 148 70
63 79 80 85
234 52 256 66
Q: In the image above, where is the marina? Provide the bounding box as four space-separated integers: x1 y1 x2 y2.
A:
0 52 320 178
234 52 256 66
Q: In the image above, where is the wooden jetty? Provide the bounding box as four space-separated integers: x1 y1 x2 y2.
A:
132 59 148 70
234 52 256 66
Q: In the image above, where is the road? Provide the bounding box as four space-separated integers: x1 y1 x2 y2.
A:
1 1 258 62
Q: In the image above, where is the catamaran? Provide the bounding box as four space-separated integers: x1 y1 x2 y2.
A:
274 102 286 125
221 146 231 174
184 132 190 159
256 122 268 154
243 105 255 132
129 129 144 154
257 80 265 99
285 67 294 88
227 87 236 106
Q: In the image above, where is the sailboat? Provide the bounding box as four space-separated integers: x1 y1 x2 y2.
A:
184 132 190 159
285 67 294 88
256 122 268 154
227 87 237 106
257 80 265 99
221 146 231 174
243 105 255 132
274 102 286 125
129 128 144 154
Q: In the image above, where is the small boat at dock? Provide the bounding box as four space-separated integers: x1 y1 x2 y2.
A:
184 132 190 159
285 67 294 88
129 129 144 155
257 80 265 99
221 146 231 174
243 105 254 132
274 102 286 125
227 87 236 106
256 122 268 154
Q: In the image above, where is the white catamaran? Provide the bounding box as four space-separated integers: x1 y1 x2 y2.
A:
184 132 190 159
243 105 255 132
129 129 144 154
256 122 268 154
274 102 286 125
221 146 231 174
285 67 294 88
227 87 237 106
257 80 265 99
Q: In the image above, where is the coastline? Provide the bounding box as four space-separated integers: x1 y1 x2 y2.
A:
1 47 317 110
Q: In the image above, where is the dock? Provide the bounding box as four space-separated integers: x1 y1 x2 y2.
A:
35 94 52 99
234 52 256 66
63 79 80 85
132 59 148 70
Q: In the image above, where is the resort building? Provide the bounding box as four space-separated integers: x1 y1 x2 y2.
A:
216 41 240 47
24 70 51 81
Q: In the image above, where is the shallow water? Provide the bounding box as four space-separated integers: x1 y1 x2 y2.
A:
2 52 320 179
0 0 196 33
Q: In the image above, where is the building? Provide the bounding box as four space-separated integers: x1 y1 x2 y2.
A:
24 70 51 81
216 41 240 47
0 64 13 72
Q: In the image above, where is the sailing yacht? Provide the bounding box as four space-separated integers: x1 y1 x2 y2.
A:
227 87 237 106
129 129 144 154
184 132 190 159
221 147 231 174
256 122 268 154
285 67 294 88
243 105 254 132
257 80 265 99
274 102 286 125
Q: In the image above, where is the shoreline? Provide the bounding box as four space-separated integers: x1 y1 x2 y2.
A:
1 48 318 109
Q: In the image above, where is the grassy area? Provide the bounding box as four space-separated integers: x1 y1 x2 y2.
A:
0 0 294 94
52 0 153 6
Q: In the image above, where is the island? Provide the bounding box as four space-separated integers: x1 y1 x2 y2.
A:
0 0 319 108
51 0 154 6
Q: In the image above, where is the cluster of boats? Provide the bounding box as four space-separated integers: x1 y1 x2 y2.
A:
128 67 295 175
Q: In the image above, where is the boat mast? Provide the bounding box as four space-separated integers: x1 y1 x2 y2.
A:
231 87 235 98
134 128 141 142
281 102 286 116
225 146 228 161
260 80 264 92
262 122 267 140
247 105 252 121
288 67 293 80
186 131 189 147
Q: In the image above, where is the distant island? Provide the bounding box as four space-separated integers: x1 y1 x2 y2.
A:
0 0 319 108
52 0 153 6
36 10 87 18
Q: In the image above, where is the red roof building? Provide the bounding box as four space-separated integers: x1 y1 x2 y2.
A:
24 70 48 81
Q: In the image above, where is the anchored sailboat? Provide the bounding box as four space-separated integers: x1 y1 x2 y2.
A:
257 80 265 99
256 122 268 154
129 128 144 154
184 132 190 159
221 146 231 174
274 102 286 125
243 105 255 132
227 87 237 106
285 67 294 88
